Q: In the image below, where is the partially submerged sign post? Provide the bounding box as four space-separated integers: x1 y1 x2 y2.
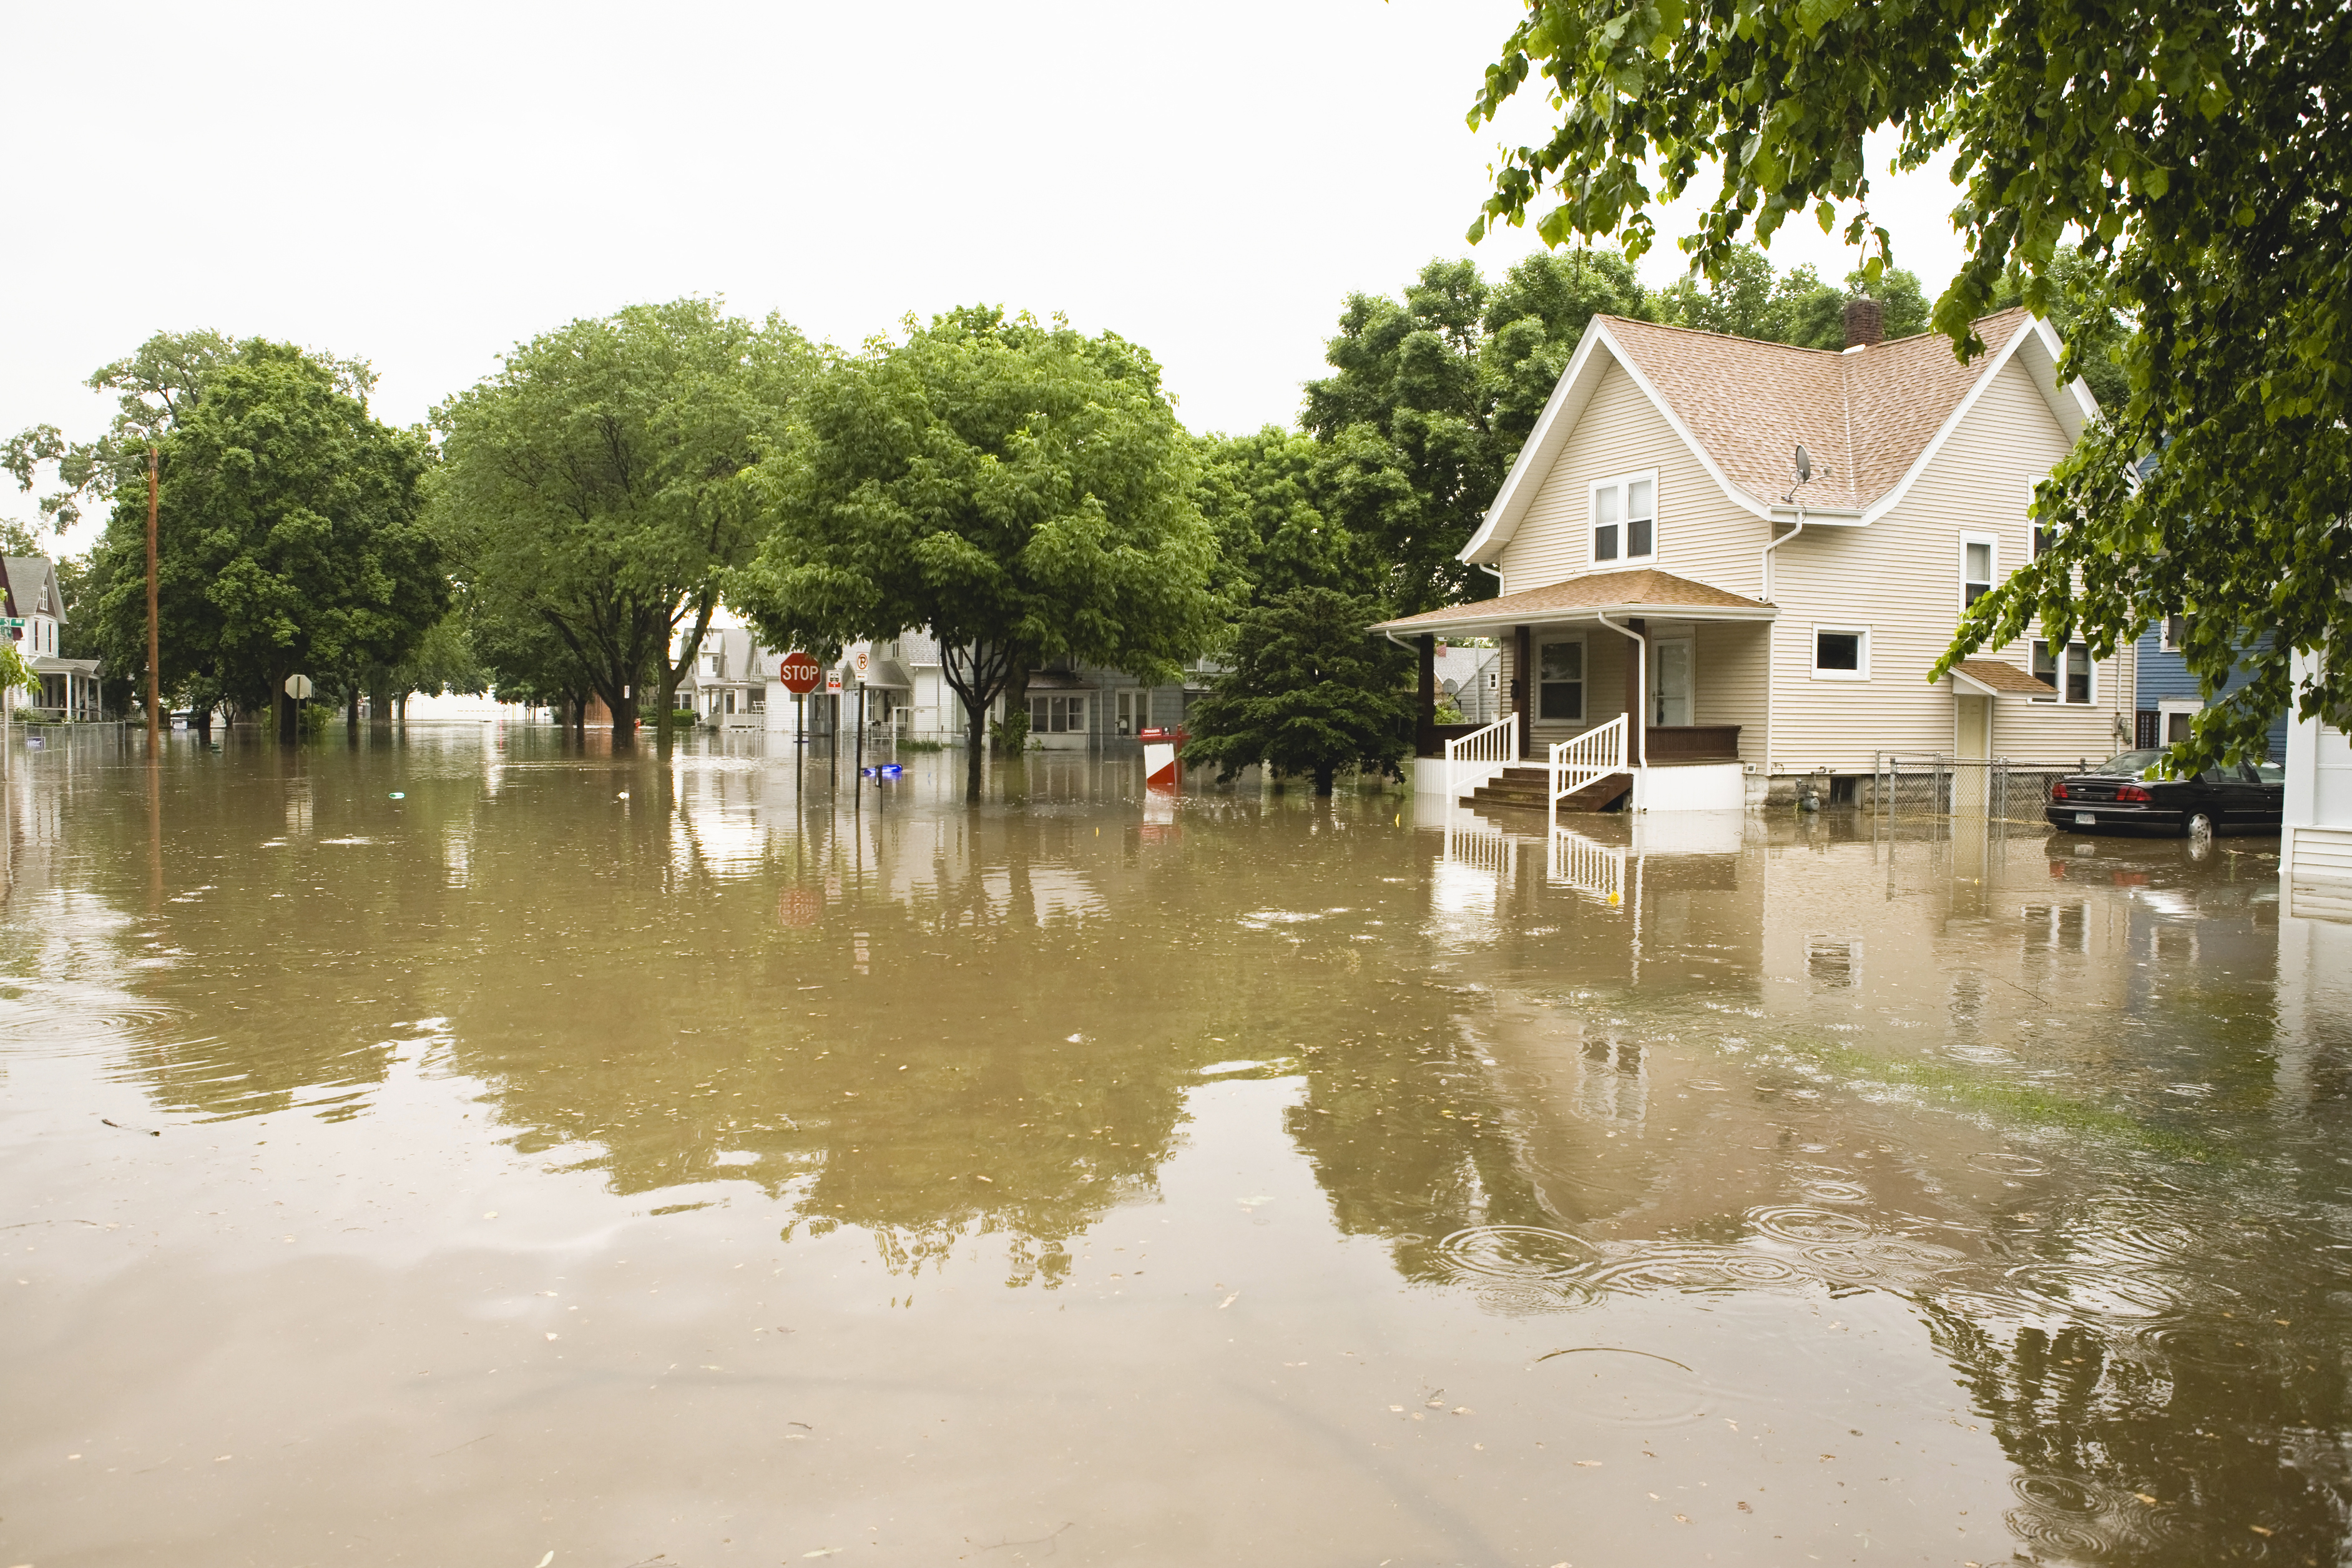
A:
284 674 313 746
778 651 820 750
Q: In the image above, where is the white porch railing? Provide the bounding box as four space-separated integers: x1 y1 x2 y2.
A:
1548 714 1629 833
1547 825 1627 906
1444 713 1518 801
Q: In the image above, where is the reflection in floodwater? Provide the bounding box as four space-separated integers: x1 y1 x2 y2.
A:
2 728 2348 1566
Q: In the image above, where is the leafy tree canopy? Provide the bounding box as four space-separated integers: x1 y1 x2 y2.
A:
75 340 441 719
732 306 1222 796
5 329 373 532
1182 586 1411 795
1193 426 1372 608
431 298 808 748
1466 0 2348 768
1653 244 1929 351
1300 249 1650 615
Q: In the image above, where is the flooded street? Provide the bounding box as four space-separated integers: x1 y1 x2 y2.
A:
4 729 2348 1567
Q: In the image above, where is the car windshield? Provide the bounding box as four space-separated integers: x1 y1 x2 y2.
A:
2254 760 2286 785
2092 748 2173 777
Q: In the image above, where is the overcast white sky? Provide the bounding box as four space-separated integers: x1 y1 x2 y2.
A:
1 0 1974 555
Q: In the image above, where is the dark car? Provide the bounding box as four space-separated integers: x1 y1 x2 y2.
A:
2044 748 2284 839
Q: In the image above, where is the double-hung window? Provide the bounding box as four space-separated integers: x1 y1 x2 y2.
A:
1591 473 1656 566
1960 533 1997 608
2031 639 2092 703
1537 639 1585 720
2160 614 2191 652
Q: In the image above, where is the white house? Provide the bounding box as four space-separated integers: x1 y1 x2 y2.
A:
1376 302 2124 811
2 556 103 721
2278 651 2352 916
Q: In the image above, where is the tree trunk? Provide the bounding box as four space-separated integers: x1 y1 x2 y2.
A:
963 685 989 799
346 688 361 734
370 675 394 729
660 592 718 756
1315 763 1336 796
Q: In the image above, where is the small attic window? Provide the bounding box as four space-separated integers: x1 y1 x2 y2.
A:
1592 473 1655 566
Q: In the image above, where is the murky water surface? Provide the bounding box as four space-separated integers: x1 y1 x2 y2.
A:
4 729 2349 1566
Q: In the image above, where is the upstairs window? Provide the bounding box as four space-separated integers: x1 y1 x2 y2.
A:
1960 534 1996 607
1592 473 1656 566
2032 639 2092 703
2161 615 2191 651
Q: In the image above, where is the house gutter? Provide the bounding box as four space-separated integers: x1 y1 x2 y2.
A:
1760 509 1806 602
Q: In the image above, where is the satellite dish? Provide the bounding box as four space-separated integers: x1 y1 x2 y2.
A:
1793 444 1813 482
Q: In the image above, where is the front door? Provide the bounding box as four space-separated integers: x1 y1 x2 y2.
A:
1648 639 1693 727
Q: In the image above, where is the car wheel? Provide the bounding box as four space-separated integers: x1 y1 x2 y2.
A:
2183 810 2215 843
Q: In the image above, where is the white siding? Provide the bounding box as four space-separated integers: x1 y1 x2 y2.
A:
1766 355 2122 772
1496 363 1763 597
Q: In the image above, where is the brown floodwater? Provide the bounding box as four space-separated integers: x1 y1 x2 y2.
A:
2 727 2348 1567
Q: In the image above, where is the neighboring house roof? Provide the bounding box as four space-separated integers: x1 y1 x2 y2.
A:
896 630 942 666
1373 567 1776 635
1027 670 1097 690
1950 657 2053 697
1 557 66 622
1463 309 2100 562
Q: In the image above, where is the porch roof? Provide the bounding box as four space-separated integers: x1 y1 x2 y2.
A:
1949 657 2051 698
1371 568 1776 638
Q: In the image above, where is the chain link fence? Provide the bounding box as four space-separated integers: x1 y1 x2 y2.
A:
1873 755 2078 828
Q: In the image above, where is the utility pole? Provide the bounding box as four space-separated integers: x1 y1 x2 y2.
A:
145 446 160 745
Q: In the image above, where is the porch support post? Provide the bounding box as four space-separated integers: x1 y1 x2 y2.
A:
1625 617 1646 767
1513 625 1532 759
1416 634 1436 757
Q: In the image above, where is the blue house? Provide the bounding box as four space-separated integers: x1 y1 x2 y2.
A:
2132 615 2288 758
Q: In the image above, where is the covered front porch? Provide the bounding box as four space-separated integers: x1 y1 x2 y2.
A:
1373 569 1777 815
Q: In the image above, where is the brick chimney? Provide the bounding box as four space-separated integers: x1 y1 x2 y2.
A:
1843 295 1884 350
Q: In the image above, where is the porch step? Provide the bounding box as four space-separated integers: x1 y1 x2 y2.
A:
1461 767 1632 815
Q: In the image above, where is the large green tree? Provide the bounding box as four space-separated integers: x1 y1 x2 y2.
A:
1301 249 1651 615
732 306 1223 798
1466 0 2349 767
72 341 443 733
1193 426 1371 609
5 329 373 534
431 299 807 750
1182 587 1411 796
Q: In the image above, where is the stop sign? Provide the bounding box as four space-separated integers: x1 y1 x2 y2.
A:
777 650 821 694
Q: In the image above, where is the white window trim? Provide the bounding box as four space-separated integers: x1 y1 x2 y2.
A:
1958 531 1999 612
2028 637 2097 705
1535 632 1589 723
1810 624 1871 682
2158 615 2188 653
1589 469 1660 570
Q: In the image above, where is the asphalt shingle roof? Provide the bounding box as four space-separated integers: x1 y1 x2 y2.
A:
1597 308 2034 511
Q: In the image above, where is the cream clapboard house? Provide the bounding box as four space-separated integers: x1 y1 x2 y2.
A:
1378 303 2127 810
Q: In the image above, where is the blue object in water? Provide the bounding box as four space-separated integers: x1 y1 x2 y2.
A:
860 763 904 780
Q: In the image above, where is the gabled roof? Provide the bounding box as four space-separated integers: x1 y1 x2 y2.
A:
1372 567 1775 635
1 557 66 622
1463 309 2099 562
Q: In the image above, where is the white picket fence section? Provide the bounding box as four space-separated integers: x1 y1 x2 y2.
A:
1445 713 1519 801
1548 714 1629 833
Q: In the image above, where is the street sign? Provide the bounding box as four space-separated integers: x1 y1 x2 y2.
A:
284 674 314 698
778 650 821 694
824 670 843 695
0 617 23 627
